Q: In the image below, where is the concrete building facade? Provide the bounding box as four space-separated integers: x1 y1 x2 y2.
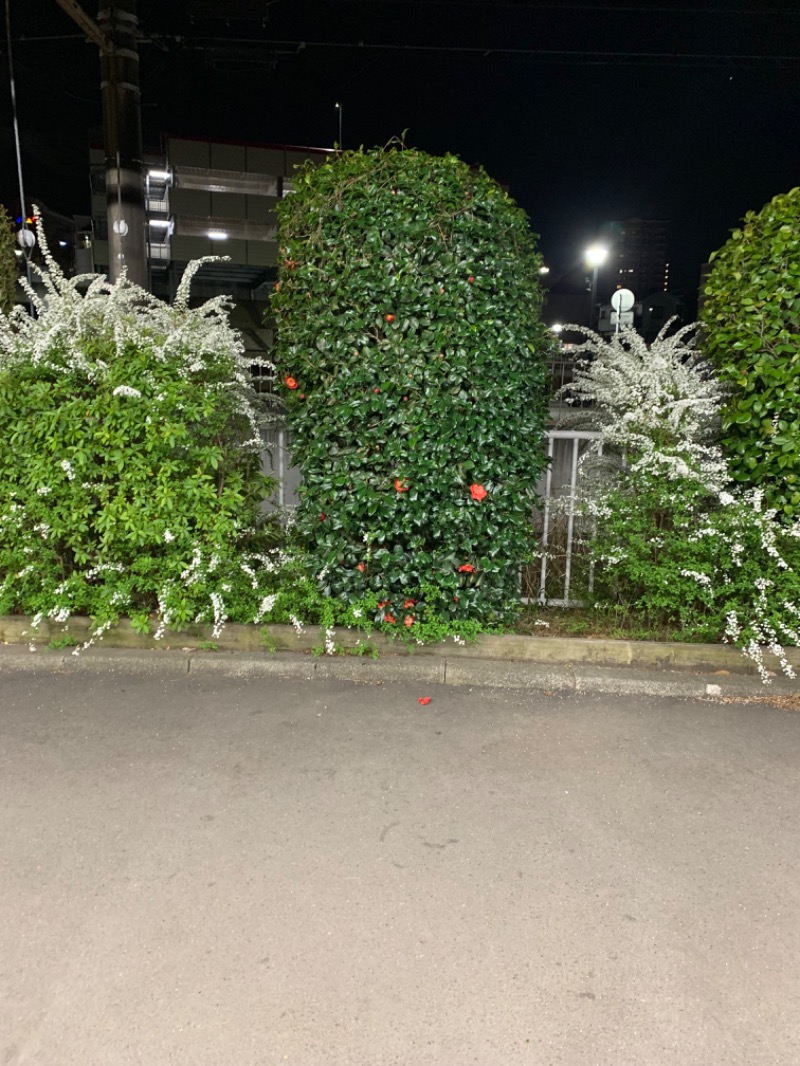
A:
86 135 332 358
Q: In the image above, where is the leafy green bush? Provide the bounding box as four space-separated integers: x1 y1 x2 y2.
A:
561 321 800 682
0 205 17 314
701 187 800 518
0 217 288 647
272 142 550 633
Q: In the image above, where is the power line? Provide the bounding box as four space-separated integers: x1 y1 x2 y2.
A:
318 0 799 13
170 36 800 66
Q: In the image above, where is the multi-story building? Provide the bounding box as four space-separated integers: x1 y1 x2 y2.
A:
87 134 332 358
600 217 671 299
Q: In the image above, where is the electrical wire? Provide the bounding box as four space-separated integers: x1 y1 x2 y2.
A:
4 0 29 232
174 36 800 66
4 0 34 314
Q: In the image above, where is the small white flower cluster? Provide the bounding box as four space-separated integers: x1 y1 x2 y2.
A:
324 627 336 655
73 619 112 656
209 591 227 639
60 459 75 481
680 570 713 590
289 614 305 636
254 593 278 623
112 385 142 398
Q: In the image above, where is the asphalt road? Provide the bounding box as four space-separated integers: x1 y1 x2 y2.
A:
2 669 800 1065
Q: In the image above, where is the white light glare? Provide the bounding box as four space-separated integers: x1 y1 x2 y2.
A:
207 230 229 241
147 169 171 181
585 244 608 269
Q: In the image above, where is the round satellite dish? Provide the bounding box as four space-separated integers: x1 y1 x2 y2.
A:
112 219 129 236
611 288 635 312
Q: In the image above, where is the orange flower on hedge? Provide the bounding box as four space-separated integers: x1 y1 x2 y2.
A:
384 614 396 624
470 483 487 501
284 376 298 390
404 615 414 628
377 600 390 609
394 478 409 493
403 599 416 608
357 562 365 573
458 564 475 573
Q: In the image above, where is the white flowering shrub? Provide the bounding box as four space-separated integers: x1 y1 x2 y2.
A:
0 212 305 647
560 320 800 681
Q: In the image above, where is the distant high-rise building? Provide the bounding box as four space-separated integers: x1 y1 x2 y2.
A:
600 218 671 298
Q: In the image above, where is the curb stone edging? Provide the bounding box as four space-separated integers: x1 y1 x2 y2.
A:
1 642 799 702
3 614 799 674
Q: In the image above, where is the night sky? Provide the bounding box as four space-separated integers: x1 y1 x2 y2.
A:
4 0 800 297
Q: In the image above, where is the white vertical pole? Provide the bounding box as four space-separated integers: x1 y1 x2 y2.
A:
563 435 580 604
538 433 555 604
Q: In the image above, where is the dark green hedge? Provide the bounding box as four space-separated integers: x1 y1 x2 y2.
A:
702 187 800 518
272 144 550 627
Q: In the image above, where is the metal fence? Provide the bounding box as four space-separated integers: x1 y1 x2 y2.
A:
261 427 602 606
526 430 602 606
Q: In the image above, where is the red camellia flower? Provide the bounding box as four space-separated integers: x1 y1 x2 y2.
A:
458 564 475 573
384 614 396 624
377 600 389 609
403 599 416 608
394 478 409 493
470 483 487 502
319 513 326 521
468 275 474 284
385 313 395 323
357 562 365 572
404 615 414 628
373 387 381 394
284 376 298 390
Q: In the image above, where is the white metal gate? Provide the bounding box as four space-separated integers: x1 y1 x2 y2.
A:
261 427 602 605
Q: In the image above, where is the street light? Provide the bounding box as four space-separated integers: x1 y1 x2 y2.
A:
584 243 608 328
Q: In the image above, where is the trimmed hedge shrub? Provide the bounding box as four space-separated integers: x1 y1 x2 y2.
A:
272 144 550 629
701 187 800 517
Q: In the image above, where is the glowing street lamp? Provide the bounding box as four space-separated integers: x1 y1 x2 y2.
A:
584 243 608 328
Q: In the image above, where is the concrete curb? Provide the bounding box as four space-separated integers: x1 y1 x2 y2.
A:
1 643 797 701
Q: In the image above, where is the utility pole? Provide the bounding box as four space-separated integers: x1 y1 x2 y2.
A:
53 0 146 286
